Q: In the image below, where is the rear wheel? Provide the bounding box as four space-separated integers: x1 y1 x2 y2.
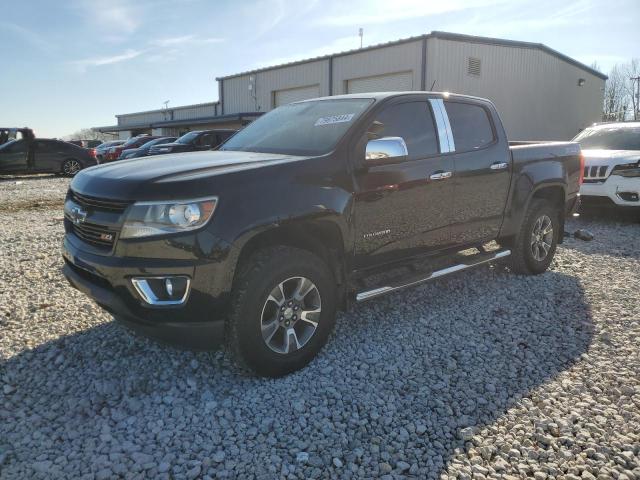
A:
507 199 560 275
61 158 82 176
226 246 337 377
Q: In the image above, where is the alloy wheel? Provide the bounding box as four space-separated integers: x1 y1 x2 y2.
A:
260 276 321 354
530 214 553 261
63 160 81 175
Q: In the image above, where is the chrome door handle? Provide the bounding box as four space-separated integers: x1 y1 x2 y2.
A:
490 162 509 170
430 171 452 180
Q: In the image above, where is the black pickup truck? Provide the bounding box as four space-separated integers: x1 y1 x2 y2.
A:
62 92 583 377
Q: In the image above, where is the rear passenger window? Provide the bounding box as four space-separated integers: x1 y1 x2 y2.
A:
370 102 439 160
444 101 495 152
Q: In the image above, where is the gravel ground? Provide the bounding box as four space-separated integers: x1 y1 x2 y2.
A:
1 175 639 479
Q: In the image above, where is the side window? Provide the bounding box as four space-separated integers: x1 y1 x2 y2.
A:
444 101 495 152
198 134 213 147
36 141 55 152
370 102 439 160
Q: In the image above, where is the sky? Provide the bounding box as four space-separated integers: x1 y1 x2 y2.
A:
1 0 638 138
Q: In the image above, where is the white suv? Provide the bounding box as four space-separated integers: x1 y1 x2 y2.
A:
574 122 640 209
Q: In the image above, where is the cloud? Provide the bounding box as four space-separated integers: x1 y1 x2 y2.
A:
71 49 145 71
314 0 507 27
73 0 141 37
0 21 54 54
151 35 225 47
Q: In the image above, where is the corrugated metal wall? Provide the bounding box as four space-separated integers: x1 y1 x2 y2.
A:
425 38 605 140
332 41 423 94
118 103 219 127
223 60 330 113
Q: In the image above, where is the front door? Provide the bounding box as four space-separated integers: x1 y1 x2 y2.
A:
0 140 29 173
442 100 512 244
33 140 63 172
353 100 455 269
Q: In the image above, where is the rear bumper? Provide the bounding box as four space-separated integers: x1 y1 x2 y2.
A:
61 236 229 350
580 176 640 207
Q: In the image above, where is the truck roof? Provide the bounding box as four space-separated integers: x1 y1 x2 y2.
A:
296 91 489 104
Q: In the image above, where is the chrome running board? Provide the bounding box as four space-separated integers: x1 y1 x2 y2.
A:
355 249 511 302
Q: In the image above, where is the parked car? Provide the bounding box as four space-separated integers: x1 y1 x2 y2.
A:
94 140 125 162
147 129 236 156
0 138 97 176
68 139 103 148
62 92 582 377
104 135 161 162
573 122 640 210
118 137 177 160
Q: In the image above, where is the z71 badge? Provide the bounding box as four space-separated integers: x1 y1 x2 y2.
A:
363 229 391 239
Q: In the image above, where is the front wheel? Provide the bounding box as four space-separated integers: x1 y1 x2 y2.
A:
507 199 561 275
226 246 337 377
61 158 82 176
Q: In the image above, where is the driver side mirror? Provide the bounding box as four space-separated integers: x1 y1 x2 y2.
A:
365 137 408 166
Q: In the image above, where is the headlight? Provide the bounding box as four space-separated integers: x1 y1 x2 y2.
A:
611 162 640 178
120 197 218 239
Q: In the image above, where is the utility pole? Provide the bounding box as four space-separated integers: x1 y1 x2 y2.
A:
632 76 640 120
359 28 363 49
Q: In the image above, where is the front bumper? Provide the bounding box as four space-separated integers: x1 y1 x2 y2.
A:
61 236 230 350
580 175 640 207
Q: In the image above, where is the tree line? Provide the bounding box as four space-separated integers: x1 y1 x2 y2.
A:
602 58 639 122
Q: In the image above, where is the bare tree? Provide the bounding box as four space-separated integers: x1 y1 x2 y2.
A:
63 128 113 141
620 58 639 120
603 65 628 121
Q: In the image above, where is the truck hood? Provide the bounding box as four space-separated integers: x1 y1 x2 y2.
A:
71 150 307 200
149 142 190 151
582 149 640 167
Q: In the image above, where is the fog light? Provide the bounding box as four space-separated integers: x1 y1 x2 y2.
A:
131 276 191 305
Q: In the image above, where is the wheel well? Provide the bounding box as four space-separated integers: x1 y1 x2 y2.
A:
531 185 566 242
532 185 564 210
235 221 345 287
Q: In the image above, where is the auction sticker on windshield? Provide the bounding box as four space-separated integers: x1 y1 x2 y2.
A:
314 114 355 126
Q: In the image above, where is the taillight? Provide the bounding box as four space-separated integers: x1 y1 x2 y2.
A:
578 153 585 186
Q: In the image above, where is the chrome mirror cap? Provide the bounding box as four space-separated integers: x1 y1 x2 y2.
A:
365 137 408 166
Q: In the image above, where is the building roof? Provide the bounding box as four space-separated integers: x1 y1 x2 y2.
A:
216 30 607 81
115 101 219 118
93 112 261 133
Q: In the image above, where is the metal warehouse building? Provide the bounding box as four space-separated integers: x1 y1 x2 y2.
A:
96 31 606 141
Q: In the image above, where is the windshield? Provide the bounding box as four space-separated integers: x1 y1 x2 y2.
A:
176 132 200 144
0 139 17 151
573 126 640 151
221 98 374 156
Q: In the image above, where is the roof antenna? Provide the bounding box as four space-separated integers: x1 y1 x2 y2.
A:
430 80 436 91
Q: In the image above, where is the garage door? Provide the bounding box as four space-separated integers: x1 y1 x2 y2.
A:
347 71 414 94
274 85 321 107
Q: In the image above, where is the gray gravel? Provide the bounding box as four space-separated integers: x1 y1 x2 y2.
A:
1 176 639 479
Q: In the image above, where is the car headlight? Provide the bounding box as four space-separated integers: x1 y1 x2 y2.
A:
120 197 218 239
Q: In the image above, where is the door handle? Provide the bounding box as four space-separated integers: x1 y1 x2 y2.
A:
490 162 509 170
430 171 452 180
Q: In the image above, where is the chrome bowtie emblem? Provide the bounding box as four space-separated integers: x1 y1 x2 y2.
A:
70 206 88 225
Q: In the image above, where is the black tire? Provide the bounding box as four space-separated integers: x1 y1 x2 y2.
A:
61 158 82 176
507 199 561 275
225 246 337 377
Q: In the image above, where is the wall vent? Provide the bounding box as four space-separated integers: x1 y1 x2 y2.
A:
467 57 481 76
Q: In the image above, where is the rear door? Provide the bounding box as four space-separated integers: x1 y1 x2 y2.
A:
0 140 29 173
353 99 455 269
33 140 65 172
442 100 511 243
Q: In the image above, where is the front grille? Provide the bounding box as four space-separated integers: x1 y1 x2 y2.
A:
70 191 129 213
70 221 117 249
584 165 608 182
